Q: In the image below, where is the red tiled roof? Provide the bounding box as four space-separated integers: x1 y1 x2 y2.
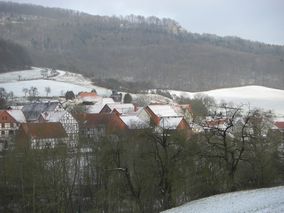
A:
78 92 97 98
20 123 67 139
0 110 17 123
76 113 127 129
275 121 284 129
83 113 126 129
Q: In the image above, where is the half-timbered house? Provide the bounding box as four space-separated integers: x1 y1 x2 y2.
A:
77 113 127 140
17 123 69 149
0 110 26 150
39 111 79 146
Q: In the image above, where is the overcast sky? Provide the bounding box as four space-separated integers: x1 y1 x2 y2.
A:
7 0 284 45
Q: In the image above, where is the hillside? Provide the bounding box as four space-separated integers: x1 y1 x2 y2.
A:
163 186 284 213
0 38 31 72
1 68 284 116
0 2 283 91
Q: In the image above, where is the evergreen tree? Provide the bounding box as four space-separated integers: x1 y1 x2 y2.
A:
123 93 132 103
65 91 75 100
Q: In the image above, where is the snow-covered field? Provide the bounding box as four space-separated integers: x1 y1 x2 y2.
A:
0 67 44 82
1 80 97 97
170 86 284 116
0 68 283 116
163 186 284 213
0 67 111 96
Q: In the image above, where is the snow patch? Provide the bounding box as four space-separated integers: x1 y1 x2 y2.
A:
169 86 284 116
163 186 284 213
0 67 111 97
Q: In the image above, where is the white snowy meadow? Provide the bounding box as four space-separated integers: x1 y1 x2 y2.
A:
0 67 111 97
169 86 284 116
162 186 284 213
0 67 284 116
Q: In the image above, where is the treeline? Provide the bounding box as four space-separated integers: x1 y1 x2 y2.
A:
0 103 283 212
0 1 88 19
0 38 31 73
93 78 155 93
0 2 284 91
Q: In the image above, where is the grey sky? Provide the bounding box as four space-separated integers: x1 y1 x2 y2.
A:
7 0 284 45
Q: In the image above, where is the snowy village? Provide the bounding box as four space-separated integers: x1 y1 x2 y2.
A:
0 67 284 212
1 1 284 212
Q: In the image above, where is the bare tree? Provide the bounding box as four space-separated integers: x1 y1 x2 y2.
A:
29 86 38 100
199 104 252 191
45 86 51 97
22 87 28 97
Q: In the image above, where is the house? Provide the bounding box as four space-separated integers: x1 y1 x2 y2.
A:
144 104 191 137
39 111 79 146
274 121 284 157
110 90 122 102
136 107 152 125
22 101 63 122
100 103 136 115
159 116 190 130
16 123 68 149
85 98 115 113
0 110 26 150
172 104 193 123
144 105 179 126
202 117 230 132
275 121 284 133
274 121 284 143
120 115 149 129
77 92 102 104
155 116 192 137
76 113 127 139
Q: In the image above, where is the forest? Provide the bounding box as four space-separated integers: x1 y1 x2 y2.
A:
0 38 31 73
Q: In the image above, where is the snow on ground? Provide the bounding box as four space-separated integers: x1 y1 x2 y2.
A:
163 186 284 213
0 67 44 82
1 80 88 96
0 68 283 116
51 69 92 86
169 86 284 116
0 67 111 96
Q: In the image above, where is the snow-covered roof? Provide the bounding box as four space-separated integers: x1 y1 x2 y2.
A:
22 101 61 121
86 98 115 113
40 111 66 122
159 116 183 129
10 105 24 110
102 98 115 105
120 115 149 129
86 105 104 113
148 105 178 117
7 110 26 123
107 103 135 114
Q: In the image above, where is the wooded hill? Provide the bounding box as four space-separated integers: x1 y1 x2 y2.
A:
0 2 283 91
0 38 31 73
